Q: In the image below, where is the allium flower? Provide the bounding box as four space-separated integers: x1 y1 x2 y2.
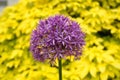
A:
30 15 85 63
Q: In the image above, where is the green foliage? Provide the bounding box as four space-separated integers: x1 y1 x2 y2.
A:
0 0 120 80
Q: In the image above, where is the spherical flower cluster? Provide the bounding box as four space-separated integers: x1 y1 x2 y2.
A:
30 15 85 63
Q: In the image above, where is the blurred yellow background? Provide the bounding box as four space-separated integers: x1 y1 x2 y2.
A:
0 0 120 80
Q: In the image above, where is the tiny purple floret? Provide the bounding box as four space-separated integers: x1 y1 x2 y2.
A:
30 15 85 63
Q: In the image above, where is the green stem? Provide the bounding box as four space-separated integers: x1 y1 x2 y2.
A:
58 59 62 80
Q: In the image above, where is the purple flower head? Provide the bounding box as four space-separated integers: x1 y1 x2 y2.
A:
30 15 85 63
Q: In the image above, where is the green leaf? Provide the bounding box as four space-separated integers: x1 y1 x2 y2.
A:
80 67 89 79
98 63 106 73
111 61 120 69
103 54 115 62
6 61 14 68
100 71 109 80
79 60 90 79
90 63 97 77
89 52 95 61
